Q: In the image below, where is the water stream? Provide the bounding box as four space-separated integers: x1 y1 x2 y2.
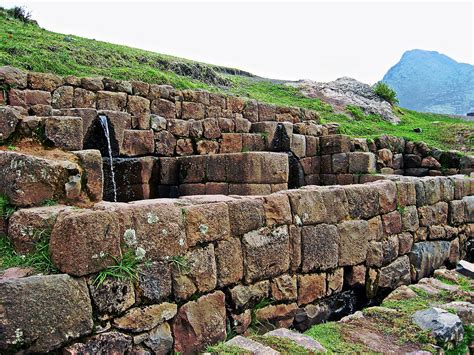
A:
98 115 117 202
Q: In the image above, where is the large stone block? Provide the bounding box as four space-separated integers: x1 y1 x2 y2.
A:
230 281 270 309
73 88 96 108
0 274 93 353
73 149 104 202
319 186 349 223
401 205 420 232
464 196 474 223
0 151 79 207
409 241 450 281
320 134 351 155
50 209 121 276
418 202 448 226
63 332 132 355
172 291 226 354
301 224 339 272
288 189 328 225
297 273 326 306
348 152 376 173
135 261 172 303
378 255 411 289
28 71 63 91
344 184 380 219
97 91 127 111
225 152 289 184
263 193 292 226
52 85 74 109
0 66 27 88
184 202 230 246
0 106 21 142
227 198 265 236
113 302 177 332
382 211 402 235
242 225 290 283
45 116 83 150
337 220 369 266
88 277 135 318
215 238 243 287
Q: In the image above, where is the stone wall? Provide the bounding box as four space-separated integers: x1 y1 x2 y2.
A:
1 175 473 353
2 66 473 204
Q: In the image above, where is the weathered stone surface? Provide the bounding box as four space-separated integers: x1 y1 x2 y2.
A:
0 274 93 353
97 91 127 111
73 88 96 108
113 303 177 332
319 186 349 223
440 301 474 325
142 322 174 354
215 238 243 287
136 261 172 303
327 267 344 295
122 129 154 156
28 71 62 91
413 307 464 346
230 280 270 309
382 211 402 235
367 216 384 241
263 193 292 226
266 328 326 351
52 85 74 109
301 224 339 272
348 152 377 173
0 151 78 207
88 278 135 318
154 130 177 156
320 134 351 154
226 336 279 354
409 241 450 281
448 200 466 225
124 200 186 260
50 209 121 276
242 225 290 283
271 274 297 301
227 198 265 236
0 66 27 88
184 202 230 246
255 303 298 329
288 189 327 225
338 220 369 266
172 291 226 354
63 332 132 355
345 184 380 219
345 264 366 287
81 77 104 91
45 116 83 150
173 244 217 299
464 195 474 222
378 255 411 289
0 106 21 142
401 205 419 232
73 149 103 201
176 139 193 156
398 232 414 255
418 202 448 226
298 273 326 305
181 101 204 120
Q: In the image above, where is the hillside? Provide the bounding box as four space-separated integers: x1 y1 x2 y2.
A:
383 49 474 115
0 9 472 151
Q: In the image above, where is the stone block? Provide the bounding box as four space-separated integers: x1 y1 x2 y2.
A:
344 184 380 219
96 91 127 111
215 238 243 287
135 261 172 303
0 106 21 142
332 153 349 174
113 302 177 333
28 71 62 91
81 77 104 91
396 180 417 207
225 152 288 184
291 134 306 158
320 134 351 154
289 225 302 273
337 220 369 266
102 78 132 93
297 273 326 306
243 99 258 122
301 224 339 272
242 133 265 151
288 189 327 225
151 98 176 119
196 139 219 155
255 303 298 329
378 255 411 289
228 183 271 195
202 118 221 139
227 198 265 236
0 66 27 88
398 232 414 255
345 264 366 287
409 241 450 281
181 101 205 120
464 196 474 222
327 268 344 295
271 274 298 301
121 129 154 156
418 202 448 226
176 138 194 156
401 205 420 232
367 216 384 241
52 85 74 109
88 277 135 318
348 152 376 173
263 193 292 226
242 225 290 283
258 102 276 121
0 274 93 353
64 332 133 355
184 202 230 246
320 187 349 223
382 211 402 235
235 117 252 133
172 291 226 354
220 133 242 153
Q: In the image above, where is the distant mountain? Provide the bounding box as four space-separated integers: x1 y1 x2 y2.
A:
383 49 474 115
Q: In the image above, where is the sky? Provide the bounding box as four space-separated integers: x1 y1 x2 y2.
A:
3 0 473 84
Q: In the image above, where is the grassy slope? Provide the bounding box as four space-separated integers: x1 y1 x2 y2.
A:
1 11 472 151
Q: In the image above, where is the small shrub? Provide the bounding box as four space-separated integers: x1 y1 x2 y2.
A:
373 82 399 106
7 6 33 24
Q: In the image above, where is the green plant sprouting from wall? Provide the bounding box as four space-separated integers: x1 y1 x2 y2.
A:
93 248 147 286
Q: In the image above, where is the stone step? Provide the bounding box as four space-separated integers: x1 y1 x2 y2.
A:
264 328 326 352
225 336 280 354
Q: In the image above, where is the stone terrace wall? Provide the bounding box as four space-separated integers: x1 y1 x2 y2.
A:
2 66 473 203
2 175 473 353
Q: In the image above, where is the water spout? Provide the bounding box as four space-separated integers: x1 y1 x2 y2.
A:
98 115 117 202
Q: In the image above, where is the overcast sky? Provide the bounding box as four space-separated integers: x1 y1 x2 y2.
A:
3 0 473 83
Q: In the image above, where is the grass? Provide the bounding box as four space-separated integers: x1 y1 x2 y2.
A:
170 255 191 274
0 194 16 219
435 274 474 293
93 249 144 286
0 8 472 152
305 322 366 352
0 230 57 273
206 342 252 354
248 335 309 353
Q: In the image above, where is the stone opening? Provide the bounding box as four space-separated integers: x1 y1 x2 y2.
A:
83 115 120 157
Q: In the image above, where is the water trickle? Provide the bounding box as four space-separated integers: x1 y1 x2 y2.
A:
98 115 117 202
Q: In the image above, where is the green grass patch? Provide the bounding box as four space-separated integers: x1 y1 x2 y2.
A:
248 335 308 353
446 325 473 355
435 274 474 293
205 342 252 354
305 322 365 353
93 249 146 286
170 255 191 274
0 195 16 219
0 230 57 273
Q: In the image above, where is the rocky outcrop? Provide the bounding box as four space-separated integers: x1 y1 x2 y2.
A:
293 77 401 124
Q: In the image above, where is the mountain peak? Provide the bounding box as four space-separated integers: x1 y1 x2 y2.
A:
382 50 474 115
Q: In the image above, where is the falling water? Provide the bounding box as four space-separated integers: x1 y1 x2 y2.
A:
98 115 117 202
